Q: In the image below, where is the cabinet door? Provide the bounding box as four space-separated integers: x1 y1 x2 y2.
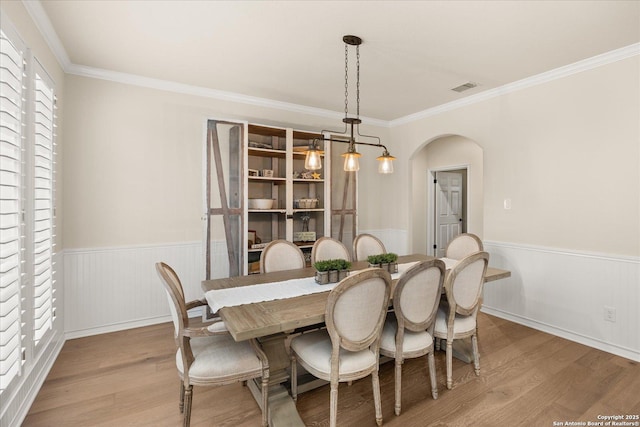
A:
205 119 244 279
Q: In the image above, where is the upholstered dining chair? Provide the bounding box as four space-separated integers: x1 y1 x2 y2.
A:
352 233 386 262
290 268 392 427
444 233 484 260
310 236 351 264
156 262 269 427
433 251 489 389
379 259 445 415
260 239 306 273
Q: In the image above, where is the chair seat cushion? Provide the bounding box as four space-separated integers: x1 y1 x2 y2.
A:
176 334 262 383
434 307 476 335
290 329 376 379
379 317 433 356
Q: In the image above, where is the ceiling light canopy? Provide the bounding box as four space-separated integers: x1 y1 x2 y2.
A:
305 35 395 174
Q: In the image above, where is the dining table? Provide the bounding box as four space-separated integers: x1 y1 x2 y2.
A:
202 253 510 426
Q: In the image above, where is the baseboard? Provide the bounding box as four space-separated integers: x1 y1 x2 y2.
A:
64 308 205 340
483 301 640 362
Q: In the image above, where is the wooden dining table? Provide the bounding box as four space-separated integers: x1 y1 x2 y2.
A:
201 254 511 426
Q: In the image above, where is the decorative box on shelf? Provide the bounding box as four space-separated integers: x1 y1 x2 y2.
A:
294 231 316 242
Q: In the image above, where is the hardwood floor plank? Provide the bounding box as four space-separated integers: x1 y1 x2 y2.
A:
23 313 639 426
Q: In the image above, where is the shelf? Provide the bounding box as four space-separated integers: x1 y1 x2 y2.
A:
249 176 286 182
292 208 324 213
293 179 324 183
248 209 286 213
248 147 286 158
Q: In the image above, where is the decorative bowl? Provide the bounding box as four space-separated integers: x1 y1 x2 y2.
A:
248 198 275 209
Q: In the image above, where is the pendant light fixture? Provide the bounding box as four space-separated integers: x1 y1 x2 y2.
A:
304 35 395 174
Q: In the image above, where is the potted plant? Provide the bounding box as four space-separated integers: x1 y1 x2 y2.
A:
314 260 331 284
334 259 352 281
314 259 352 284
367 253 398 273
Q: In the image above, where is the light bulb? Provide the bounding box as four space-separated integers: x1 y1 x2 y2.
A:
342 151 361 172
376 151 396 174
304 149 322 170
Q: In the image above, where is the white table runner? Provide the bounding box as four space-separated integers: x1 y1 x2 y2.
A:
205 261 420 312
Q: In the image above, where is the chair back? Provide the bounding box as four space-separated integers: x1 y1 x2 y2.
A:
311 237 351 264
445 252 489 316
260 239 306 273
393 259 445 333
445 233 483 260
156 262 188 338
325 268 391 353
353 233 386 262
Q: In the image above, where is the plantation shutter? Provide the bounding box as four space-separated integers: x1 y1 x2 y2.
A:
32 61 56 345
0 28 25 392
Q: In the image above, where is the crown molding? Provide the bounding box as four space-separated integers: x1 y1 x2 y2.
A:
65 63 389 127
389 42 640 127
23 0 639 129
21 0 71 69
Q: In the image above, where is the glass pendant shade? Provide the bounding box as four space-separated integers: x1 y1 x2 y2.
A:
376 151 396 174
304 148 322 170
342 151 361 172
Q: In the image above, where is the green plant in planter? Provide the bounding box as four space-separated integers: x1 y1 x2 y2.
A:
314 259 352 272
367 254 384 265
314 260 333 272
381 253 398 264
333 259 352 271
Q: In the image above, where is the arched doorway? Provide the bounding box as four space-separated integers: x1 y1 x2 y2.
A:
409 135 483 255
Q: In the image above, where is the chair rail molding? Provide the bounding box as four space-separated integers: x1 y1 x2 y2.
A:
482 241 640 362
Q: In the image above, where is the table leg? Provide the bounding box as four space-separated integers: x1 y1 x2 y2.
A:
246 333 305 427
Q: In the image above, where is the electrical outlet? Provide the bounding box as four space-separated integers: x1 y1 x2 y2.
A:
604 306 616 322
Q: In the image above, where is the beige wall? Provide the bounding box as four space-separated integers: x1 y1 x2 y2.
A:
384 56 639 256
62 74 390 248
61 55 640 257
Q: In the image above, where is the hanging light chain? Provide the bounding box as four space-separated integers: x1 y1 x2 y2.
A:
356 44 360 119
344 43 349 119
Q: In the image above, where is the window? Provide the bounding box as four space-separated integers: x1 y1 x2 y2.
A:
0 26 26 393
0 22 57 394
32 64 56 345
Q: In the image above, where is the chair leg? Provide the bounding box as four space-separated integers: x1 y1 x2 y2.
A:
372 370 383 426
394 358 402 416
183 385 193 427
261 369 270 427
472 333 481 376
446 339 453 390
290 353 298 402
435 337 441 351
428 351 438 400
330 380 339 427
179 382 185 413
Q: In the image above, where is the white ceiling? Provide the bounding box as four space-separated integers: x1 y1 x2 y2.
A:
36 0 640 121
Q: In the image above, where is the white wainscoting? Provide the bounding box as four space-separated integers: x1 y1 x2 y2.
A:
483 241 640 362
63 241 230 339
62 238 639 362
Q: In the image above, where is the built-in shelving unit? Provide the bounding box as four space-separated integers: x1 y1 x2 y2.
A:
245 124 331 274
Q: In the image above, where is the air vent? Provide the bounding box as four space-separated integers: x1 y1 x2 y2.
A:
451 82 478 93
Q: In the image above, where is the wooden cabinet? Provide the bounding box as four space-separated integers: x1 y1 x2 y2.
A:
245 124 331 274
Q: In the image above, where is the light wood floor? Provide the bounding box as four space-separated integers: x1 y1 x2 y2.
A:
24 313 640 426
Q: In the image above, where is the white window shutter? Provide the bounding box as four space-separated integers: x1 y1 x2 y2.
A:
31 62 55 346
0 28 25 392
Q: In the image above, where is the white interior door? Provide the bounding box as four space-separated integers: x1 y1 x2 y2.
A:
435 171 463 257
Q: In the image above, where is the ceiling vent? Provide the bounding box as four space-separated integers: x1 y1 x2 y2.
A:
451 82 478 93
